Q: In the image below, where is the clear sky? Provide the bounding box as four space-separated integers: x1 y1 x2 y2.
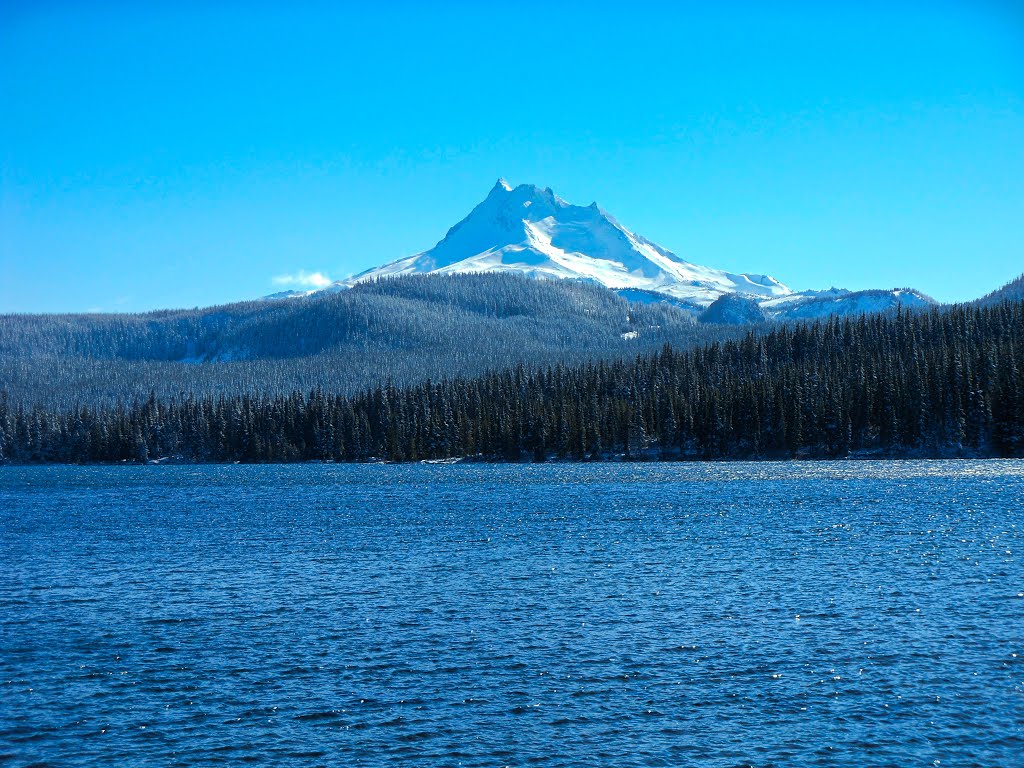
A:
1 1 1022 312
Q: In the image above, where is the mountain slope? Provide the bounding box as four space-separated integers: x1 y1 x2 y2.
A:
0 273 742 409
340 180 791 306
975 274 1024 306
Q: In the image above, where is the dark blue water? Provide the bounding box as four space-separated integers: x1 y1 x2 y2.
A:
1 462 1022 767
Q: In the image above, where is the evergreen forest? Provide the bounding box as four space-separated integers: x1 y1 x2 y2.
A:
3 299 1021 463
0 274 737 409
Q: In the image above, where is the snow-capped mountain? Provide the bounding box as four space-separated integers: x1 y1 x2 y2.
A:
340 179 791 306
275 178 938 321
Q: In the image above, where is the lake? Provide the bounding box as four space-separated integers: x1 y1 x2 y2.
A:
1 461 1022 766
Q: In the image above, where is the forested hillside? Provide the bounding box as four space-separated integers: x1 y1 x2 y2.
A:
976 274 1024 306
4 301 1021 463
0 274 740 409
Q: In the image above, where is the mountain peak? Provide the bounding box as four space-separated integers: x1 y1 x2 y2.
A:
485 178 560 208
343 180 793 306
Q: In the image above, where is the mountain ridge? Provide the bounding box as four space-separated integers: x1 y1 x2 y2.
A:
975 274 1024 306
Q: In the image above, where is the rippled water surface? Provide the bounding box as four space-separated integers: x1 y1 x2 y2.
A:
1 461 1023 767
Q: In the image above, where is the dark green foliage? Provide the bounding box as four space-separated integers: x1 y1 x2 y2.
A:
3 301 1022 464
975 274 1024 306
0 273 735 409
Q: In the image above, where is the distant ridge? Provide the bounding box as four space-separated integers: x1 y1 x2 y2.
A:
975 274 1024 306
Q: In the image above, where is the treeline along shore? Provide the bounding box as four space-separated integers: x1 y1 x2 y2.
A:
2 302 1022 463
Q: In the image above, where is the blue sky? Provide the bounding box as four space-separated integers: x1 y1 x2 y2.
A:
1 1 1022 312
